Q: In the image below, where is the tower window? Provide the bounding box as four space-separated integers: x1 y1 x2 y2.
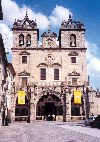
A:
26 34 31 47
21 77 27 87
40 68 46 80
54 69 59 80
71 57 76 63
72 78 77 85
22 56 27 63
19 34 24 46
70 34 76 47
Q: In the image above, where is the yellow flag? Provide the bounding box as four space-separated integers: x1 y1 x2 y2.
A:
18 91 25 105
74 90 82 104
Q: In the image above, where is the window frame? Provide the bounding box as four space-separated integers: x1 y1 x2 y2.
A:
72 78 77 85
70 34 76 47
54 68 59 80
40 68 46 80
19 34 24 46
26 34 31 47
21 77 27 87
22 56 27 64
71 57 76 63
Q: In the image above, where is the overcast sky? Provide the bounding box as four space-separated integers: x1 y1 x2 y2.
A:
0 0 100 90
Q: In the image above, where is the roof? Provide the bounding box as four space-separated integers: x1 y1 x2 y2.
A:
12 11 37 30
41 31 57 37
61 14 85 30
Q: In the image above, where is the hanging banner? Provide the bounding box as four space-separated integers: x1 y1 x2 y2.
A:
74 90 82 104
18 91 26 105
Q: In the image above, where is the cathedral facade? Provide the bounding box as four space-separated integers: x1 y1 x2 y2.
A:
11 12 88 121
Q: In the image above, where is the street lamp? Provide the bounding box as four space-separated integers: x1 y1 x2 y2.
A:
27 85 31 123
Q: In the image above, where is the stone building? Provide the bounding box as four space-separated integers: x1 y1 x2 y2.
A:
11 12 88 121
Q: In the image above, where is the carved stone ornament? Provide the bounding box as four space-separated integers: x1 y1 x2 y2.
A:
68 70 80 76
45 53 55 67
37 63 48 67
19 51 30 55
18 70 30 76
68 51 78 56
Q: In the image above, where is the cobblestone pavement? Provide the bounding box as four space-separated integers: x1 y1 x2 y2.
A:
0 121 100 142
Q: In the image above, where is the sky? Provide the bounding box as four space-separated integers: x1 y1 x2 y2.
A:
0 0 100 90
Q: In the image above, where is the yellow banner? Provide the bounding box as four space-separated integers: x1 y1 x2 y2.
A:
18 91 26 105
74 90 82 104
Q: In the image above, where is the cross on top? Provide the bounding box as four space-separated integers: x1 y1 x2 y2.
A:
48 23 51 33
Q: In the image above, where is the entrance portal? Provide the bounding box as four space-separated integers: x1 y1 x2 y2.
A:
15 96 28 121
36 90 63 121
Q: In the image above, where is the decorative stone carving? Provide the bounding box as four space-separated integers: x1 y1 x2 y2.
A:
45 53 55 67
37 63 48 67
18 70 30 76
19 51 30 55
68 70 80 76
68 51 78 56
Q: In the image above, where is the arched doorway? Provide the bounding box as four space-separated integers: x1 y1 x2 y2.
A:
15 96 28 121
36 90 63 121
71 95 85 116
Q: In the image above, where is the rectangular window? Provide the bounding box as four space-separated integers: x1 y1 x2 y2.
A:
21 77 27 87
40 68 46 80
54 69 59 80
72 78 77 85
71 57 76 63
22 56 27 63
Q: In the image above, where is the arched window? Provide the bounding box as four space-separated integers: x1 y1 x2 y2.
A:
19 34 24 46
26 34 31 47
70 34 76 47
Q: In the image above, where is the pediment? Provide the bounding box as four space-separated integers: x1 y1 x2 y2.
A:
37 63 48 67
19 51 30 55
52 63 61 67
68 70 80 76
68 51 78 56
18 70 30 76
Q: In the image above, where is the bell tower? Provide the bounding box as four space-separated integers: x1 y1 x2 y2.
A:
11 11 39 88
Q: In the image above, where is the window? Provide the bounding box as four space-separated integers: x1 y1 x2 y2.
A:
71 57 76 63
19 34 24 46
26 34 31 47
22 56 27 63
72 78 77 85
21 77 27 87
70 34 76 47
54 69 59 80
40 68 46 80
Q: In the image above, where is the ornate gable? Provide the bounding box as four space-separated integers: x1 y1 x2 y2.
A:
61 14 85 30
18 70 30 76
68 51 78 56
13 11 37 30
68 70 80 76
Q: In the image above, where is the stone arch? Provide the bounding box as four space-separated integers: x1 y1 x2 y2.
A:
36 89 63 121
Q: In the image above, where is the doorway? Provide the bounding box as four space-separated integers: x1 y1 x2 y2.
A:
36 91 62 121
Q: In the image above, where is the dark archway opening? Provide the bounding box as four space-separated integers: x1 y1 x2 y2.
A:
36 91 63 121
15 96 28 121
71 96 85 116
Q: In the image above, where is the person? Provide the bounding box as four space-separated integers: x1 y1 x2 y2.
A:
52 114 55 121
91 113 94 116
